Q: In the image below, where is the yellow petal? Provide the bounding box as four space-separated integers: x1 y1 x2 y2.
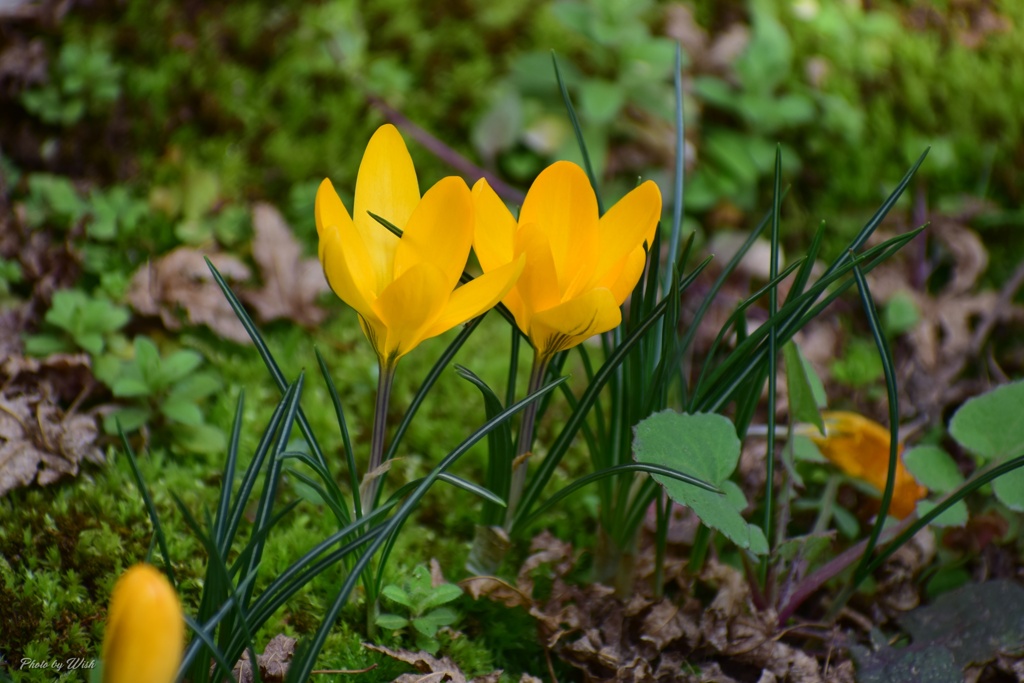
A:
371 262 450 361
394 176 473 291
317 190 380 318
595 180 661 280
601 245 649 304
353 124 416 286
472 178 518 273
518 161 598 291
809 411 928 519
528 288 621 358
102 564 183 683
426 255 525 337
513 223 562 332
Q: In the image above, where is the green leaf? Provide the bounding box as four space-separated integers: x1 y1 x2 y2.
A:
103 406 151 434
111 375 151 398
160 350 204 384
993 468 1024 511
949 380 1024 462
375 614 409 631
783 341 825 434
902 446 963 493
170 372 222 401
160 396 203 426
579 79 624 124
916 499 967 528
883 290 920 336
23 334 72 356
412 607 459 637
381 585 413 608
133 336 163 387
172 423 226 455
419 584 463 612
634 411 768 554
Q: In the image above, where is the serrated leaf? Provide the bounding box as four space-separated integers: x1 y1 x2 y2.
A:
634 411 768 555
949 380 1024 463
375 614 409 631
784 341 825 434
902 446 963 493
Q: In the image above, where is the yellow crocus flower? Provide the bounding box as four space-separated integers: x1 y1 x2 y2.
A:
316 124 524 367
102 563 184 683
472 160 661 360
805 411 927 519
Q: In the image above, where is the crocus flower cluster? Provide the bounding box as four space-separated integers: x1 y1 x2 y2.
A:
315 124 662 366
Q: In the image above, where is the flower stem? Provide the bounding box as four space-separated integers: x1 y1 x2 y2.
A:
362 360 396 516
504 351 549 530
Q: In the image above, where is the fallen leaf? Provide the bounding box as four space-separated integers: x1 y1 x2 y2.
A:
0 389 103 496
127 246 252 343
232 634 296 683
240 203 329 327
363 643 467 683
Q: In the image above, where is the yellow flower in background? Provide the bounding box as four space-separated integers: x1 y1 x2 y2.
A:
472 161 662 360
102 564 184 683
805 411 927 519
316 124 524 366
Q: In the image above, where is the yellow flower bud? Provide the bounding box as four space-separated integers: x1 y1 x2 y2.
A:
102 564 184 683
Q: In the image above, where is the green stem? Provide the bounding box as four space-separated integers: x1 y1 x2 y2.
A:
362 361 396 514
504 351 549 529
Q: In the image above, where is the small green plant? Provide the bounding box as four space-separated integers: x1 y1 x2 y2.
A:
20 41 122 126
94 336 225 453
0 257 23 298
23 288 130 356
376 564 464 655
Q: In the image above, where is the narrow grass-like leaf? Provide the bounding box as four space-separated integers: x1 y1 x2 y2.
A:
118 424 175 587
214 391 245 554
206 259 332 474
286 375 568 681
763 146 783 552
664 41 685 295
314 346 357 522
552 52 602 213
436 472 507 508
456 365 514 525
850 262 901 585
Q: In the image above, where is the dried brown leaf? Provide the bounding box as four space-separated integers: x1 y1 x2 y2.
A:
128 246 252 343
240 203 329 327
232 634 296 683
363 643 467 683
0 389 103 497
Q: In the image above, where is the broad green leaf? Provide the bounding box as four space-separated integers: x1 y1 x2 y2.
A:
917 499 967 528
173 423 226 455
580 79 625 124
783 341 825 434
902 446 962 493
993 468 1024 511
133 336 162 387
103 406 150 434
634 411 768 554
24 334 72 356
949 380 1024 462
111 375 151 398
